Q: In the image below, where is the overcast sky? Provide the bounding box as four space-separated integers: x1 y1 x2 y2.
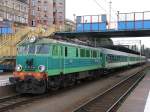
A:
66 0 150 48
66 0 150 20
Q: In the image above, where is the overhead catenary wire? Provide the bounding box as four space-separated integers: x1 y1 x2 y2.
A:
92 0 118 21
92 0 107 13
96 0 119 15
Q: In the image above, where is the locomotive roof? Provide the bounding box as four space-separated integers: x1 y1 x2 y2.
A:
19 37 145 58
19 38 102 51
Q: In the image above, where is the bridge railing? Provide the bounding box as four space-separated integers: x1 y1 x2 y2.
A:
117 11 150 30
76 15 107 32
76 11 150 32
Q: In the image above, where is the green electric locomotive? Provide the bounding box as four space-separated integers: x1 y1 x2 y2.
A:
9 37 146 94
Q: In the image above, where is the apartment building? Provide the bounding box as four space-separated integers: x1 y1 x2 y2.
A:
28 0 65 27
53 0 65 25
0 0 28 24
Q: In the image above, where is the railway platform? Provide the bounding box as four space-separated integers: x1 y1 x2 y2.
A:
117 70 150 112
0 73 15 98
0 73 12 86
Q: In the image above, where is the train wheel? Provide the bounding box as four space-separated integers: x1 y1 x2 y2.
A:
50 79 61 91
33 79 47 94
68 78 75 86
68 75 76 86
51 84 60 91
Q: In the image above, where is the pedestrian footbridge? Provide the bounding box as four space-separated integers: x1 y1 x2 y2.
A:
56 11 150 38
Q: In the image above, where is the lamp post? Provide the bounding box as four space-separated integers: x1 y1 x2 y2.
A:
108 0 112 29
73 14 76 22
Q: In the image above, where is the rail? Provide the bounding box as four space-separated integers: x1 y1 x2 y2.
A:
0 94 40 112
73 67 148 112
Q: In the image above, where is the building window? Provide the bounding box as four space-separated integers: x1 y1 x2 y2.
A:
38 6 40 11
59 2 63 5
44 6 47 11
13 3 15 9
32 20 36 26
44 20 47 24
44 14 47 17
44 1 47 4
32 1 35 6
32 10 35 16
4 1 8 6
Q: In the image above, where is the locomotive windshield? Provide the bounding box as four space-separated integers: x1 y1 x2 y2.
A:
28 45 36 54
18 45 28 54
36 45 49 54
18 44 50 55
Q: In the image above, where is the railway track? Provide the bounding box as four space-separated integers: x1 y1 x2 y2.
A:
0 94 35 112
0 93 49 112
0 66 148 112
73 68 148 112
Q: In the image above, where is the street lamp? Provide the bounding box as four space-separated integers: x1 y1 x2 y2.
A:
73 14 76 22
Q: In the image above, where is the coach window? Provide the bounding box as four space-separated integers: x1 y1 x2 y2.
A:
59 46 63 56
93 51 97 58
65 47 68 57
86 50 90 57
80 49 85 57
99 52 101 57
90 50 93 58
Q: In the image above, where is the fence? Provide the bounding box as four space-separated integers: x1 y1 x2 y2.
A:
117 11 150 30
76 15 107 32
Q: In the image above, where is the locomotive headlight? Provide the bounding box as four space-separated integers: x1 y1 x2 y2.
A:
38 65 46 72
16 65 22 72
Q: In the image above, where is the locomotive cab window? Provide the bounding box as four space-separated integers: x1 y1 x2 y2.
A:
36 44 49 54
28 44 36 54
17 45 28 54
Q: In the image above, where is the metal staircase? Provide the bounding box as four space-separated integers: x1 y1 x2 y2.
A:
0 27 31 58
0 25 59 71
0 25 59 58
41 25 59 37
